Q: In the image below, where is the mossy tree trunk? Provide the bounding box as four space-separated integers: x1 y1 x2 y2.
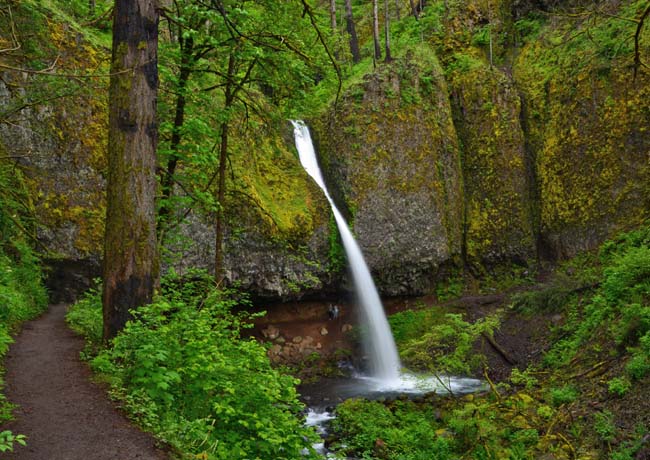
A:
372 0 382 61
329 0 337 30
158 34 194 236
214 53 236 285
103 0 159 341
344 0 361 63
384 0 392 62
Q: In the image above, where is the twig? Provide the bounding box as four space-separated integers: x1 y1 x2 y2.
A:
634 4 650 80
569 360 610 379
483 367 501 401
557 432 576 459
0 5 21 54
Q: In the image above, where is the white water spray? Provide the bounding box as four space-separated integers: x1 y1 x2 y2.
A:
292 120 401 382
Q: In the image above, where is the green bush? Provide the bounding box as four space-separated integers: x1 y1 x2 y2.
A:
332 398 452 460
593 410 617 443
69 286 318 459
65 285 102 353
548 385 578 406
399 313 499 375
607 376 631 396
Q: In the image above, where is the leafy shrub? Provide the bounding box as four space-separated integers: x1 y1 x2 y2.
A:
0 430 27 453
399 313 499 375
548 385 578 406
70 287 318 459
332 399 452 460
602 246 650 304
607 377 631 396
593 410 617 443
511 275 579 313
65 284 102 353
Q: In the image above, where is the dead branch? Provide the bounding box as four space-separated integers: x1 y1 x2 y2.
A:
634 4 650 79
482 332 518 365
0 4 21 54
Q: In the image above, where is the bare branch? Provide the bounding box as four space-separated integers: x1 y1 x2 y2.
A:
634 4 650 80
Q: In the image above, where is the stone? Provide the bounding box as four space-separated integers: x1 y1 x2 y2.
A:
320 327 328 336
292 335 303 344
261 325 280 340
341 324 353 333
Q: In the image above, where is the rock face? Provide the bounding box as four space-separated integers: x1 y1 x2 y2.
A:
312 52 463 295
450 66 536 266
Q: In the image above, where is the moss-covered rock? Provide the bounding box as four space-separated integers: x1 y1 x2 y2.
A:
513 3 650 258
312 49 464 295
450 64 536 267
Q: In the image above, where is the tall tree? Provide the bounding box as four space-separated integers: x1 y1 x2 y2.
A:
344 0 361 63
384 0 392 62
373 0 381 61
329 0 337 30
409 0 419 20
103 0 159 340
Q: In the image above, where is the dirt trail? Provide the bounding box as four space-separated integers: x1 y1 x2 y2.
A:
2 304 168 460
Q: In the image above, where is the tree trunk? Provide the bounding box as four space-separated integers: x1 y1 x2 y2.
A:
89 0 96 16
103 0 159 341
384 0 392 62
344 0 361 63
214 54 236 285
409 0 419 20
373 0 381 61
158 35 194 236
329 0 337 30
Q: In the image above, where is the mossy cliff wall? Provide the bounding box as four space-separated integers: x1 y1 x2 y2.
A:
312 51 464 296
310 1 650 294
449 64 536 267
0 10 108 300
514 16 650 258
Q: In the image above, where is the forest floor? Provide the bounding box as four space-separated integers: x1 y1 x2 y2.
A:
2 304 169 460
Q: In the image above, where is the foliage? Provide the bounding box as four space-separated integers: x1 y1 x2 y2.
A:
67 280 319 459
511 273 581 314
331 398 452 460
607 376 631 396
548 385 578 406
65 283 103 357
397 311 499 375
0 430 27 453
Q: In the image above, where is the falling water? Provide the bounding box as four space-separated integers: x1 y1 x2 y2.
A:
292 120 401 382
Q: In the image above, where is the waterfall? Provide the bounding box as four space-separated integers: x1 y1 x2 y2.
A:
292 120 401 382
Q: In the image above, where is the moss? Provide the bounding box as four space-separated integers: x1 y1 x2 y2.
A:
513 1 650 256
450 64 535 266
226 120 329 246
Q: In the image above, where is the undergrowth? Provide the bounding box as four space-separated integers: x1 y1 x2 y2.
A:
66 270 319 460
331 222 650 459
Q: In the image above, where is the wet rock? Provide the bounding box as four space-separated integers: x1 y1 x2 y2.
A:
262 325 280 340
292 336 303 344
320 327 328 336
341 324 353 333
